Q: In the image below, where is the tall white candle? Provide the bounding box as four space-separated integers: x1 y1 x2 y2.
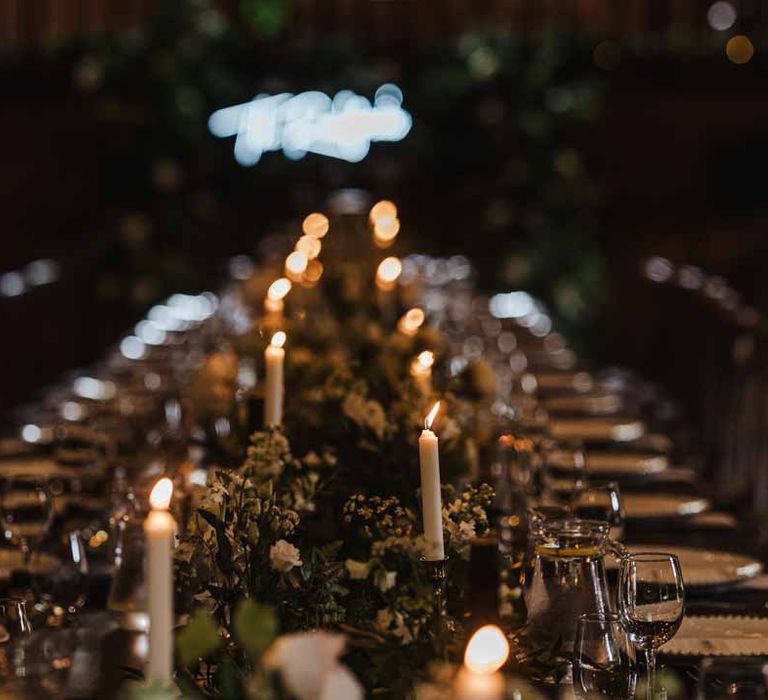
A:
264 331 286 426
144 477 175 686
454 625 510 700
418 401 444 561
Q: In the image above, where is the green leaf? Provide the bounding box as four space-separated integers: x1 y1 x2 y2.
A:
197 509 222 530
234 600 277 655
177 609 221 667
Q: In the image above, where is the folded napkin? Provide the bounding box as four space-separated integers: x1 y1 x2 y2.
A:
662 616 768 656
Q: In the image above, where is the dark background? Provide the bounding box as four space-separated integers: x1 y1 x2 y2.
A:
2 0 768 432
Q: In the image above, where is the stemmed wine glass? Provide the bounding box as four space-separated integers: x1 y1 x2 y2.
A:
574 613 637 700
0 476 54 565
540 440 587 509
618 553 685 699
571 481 625 542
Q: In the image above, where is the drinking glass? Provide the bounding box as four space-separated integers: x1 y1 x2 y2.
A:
540 441 587 509
0 476 54 565
618 553 685 699
571 481 625 541
574 613 637 699
0 598 32 644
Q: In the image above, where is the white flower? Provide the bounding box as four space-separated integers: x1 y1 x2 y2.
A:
458 521 476 542
345 559 370 580
264 632 362 700
269 539 302 572
376 570 397 592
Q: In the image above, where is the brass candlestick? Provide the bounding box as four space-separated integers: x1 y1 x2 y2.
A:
421 556 451 641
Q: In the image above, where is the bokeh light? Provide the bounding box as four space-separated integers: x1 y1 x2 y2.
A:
707 1 737 31
303 212 329 238
726 35 755 64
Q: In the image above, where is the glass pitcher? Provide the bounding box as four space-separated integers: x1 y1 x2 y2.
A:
512 518 614 684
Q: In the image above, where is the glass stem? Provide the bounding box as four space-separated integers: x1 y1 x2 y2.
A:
646 648 656 700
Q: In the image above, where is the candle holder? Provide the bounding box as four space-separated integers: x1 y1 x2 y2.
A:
421 556 454 642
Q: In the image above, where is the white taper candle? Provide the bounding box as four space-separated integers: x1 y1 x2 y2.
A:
418 401 445 561
144 477 175 686
264 331 286 426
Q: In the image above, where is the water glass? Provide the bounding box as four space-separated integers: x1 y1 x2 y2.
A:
571 481 625 541
0 476 54 564
618 553 685 699
574 613 637 699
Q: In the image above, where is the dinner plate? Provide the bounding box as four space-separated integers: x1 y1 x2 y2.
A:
548 449 669 475
534 371 594 393
0 549 60 580
544 393 623 416
661 616 768 656
622 493 710 519
548 418 646 443
621 546 762 587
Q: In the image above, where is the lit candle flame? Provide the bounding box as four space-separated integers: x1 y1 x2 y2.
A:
149 477 174 511
369 200 397 224
285 251 309 275
373 216 400 248
464 625 510 675
302 212 329 239
271 331 287 349
267 278 292 301
416 350 434 369
424 401 440 430
398 308 425 335
376 256 402 285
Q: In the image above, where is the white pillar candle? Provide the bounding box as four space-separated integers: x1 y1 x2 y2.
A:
418 401 444 561
264 331 286 426
144 477 175 687
455 625 510 700
410 350 434 396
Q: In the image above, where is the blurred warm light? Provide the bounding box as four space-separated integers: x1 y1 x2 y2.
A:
267 278 292 301
397 308 426 336
464 625 510 675
303 213 330 239
271 331 287 349
593 40 622 71
416 350 434 370
425 401 440 430
726 35 755 64
74 376 117 401
304 259 324 284
376 256 402 289
489 291 534 319
285 251 309 277
149 478 173 511
296 235 322 260
708 1 737 31
373 216 401 248
370 200 397 223
21 424 42 443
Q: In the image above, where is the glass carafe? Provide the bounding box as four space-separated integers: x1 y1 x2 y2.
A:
512 518 613 684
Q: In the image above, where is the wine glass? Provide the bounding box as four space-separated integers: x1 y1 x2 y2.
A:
574 613 637 699
540 440 587 509
0 598 32 644
618 553 685 700
571 481 625 541
0 476 54 565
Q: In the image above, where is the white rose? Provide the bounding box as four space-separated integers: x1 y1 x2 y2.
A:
269 540 302 572
345 559 370 580
263 632 362 700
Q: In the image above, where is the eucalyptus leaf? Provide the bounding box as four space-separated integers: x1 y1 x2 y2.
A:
234 600 277 655
177 609 221 667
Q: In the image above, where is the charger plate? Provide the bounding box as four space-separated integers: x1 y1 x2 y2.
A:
610 546 762 587
661 616 768 656
548 418 646 443
622 493 709 519
548 449 668 475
